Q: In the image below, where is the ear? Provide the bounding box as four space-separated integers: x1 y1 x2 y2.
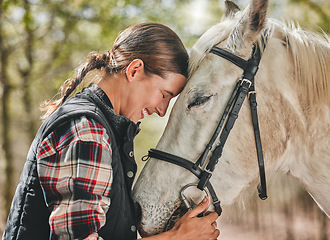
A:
222 0 240 20
226 0 268 52
125 59 145 82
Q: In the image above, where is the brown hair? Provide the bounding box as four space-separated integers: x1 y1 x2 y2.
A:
42 23 188 119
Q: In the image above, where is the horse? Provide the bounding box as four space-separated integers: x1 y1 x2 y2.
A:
133 0 330 236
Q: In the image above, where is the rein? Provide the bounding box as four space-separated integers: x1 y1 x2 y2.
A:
144 36 268 216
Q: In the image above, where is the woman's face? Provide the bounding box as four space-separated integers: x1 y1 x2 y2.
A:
124 71 186 123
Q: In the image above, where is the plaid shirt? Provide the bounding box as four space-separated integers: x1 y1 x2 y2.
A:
37 87 113 240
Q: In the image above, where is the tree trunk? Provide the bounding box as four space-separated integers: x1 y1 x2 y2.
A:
0 0 14 218
20 0 36 140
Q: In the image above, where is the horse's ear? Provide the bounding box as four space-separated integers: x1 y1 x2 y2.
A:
226 0 268 51
222 0 240 20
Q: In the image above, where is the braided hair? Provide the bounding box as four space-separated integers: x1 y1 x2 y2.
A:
41 51 116 119
42 23 188 120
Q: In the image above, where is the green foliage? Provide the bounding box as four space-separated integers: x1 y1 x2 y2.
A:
3 0 327 120
287 0 330 33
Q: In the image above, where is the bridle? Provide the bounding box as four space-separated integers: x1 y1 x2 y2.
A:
143 35 268 217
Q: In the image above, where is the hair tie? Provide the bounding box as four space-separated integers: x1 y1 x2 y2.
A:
108 51 118 73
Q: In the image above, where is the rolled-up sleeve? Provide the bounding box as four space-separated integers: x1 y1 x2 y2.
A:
37 116 112 239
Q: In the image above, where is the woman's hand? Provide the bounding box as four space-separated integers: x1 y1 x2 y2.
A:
168 196 220 240
142 196 220 240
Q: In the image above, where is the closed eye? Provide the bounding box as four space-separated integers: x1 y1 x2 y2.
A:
187 95 212 109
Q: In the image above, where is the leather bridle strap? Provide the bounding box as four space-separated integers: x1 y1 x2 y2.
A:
193 80 241 169
147 148 222 216
205 38 267 200
249 83 267 199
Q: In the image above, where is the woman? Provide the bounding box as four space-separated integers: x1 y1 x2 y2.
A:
4 23 220 240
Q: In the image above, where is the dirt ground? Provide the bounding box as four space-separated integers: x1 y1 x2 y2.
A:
219 210 330 240
136 207 330 240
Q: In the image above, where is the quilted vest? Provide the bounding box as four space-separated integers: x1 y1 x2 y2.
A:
3 86 139 240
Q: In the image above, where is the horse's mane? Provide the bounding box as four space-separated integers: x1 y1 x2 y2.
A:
189 17 330 106
275 19 330 105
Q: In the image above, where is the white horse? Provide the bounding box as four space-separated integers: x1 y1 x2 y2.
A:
133 0 330 236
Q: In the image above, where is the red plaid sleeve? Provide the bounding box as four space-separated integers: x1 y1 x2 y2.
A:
37 116 112 239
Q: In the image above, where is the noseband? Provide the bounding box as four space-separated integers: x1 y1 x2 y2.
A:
144 36 268 216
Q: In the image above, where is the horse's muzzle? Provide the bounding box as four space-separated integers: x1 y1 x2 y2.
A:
164 202 188 232
134 201 142 226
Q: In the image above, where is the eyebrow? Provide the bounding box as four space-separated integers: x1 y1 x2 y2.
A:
165 90 174 96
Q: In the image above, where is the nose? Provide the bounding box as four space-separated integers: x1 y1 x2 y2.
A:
156 99 170 117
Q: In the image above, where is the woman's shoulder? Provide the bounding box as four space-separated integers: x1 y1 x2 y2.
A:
38 116 112 160
60 116 111 149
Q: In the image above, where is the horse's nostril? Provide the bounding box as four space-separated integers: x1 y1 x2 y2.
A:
134 201 142 223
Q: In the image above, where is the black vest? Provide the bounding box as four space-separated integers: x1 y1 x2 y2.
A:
3 86 139 240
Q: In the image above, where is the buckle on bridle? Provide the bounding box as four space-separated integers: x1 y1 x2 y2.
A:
240 78 252 88
248 90 257 98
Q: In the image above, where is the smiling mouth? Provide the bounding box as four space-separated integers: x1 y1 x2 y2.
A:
141 108 150 119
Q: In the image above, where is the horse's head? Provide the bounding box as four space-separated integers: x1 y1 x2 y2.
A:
133 0 329 236
133 0 271 235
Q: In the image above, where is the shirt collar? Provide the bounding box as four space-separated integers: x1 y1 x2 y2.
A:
88 83 141 138
89 83 114 109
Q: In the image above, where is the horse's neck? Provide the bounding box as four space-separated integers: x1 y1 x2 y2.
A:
260 31 330 216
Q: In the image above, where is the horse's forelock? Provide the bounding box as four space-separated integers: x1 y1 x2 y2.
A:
188 20 236 77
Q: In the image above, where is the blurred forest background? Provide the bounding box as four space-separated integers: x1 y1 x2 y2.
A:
0 0 329 239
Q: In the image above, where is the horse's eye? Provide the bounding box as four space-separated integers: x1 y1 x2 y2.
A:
187 95 212 109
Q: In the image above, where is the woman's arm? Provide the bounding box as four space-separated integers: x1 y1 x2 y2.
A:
37 117 112 239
